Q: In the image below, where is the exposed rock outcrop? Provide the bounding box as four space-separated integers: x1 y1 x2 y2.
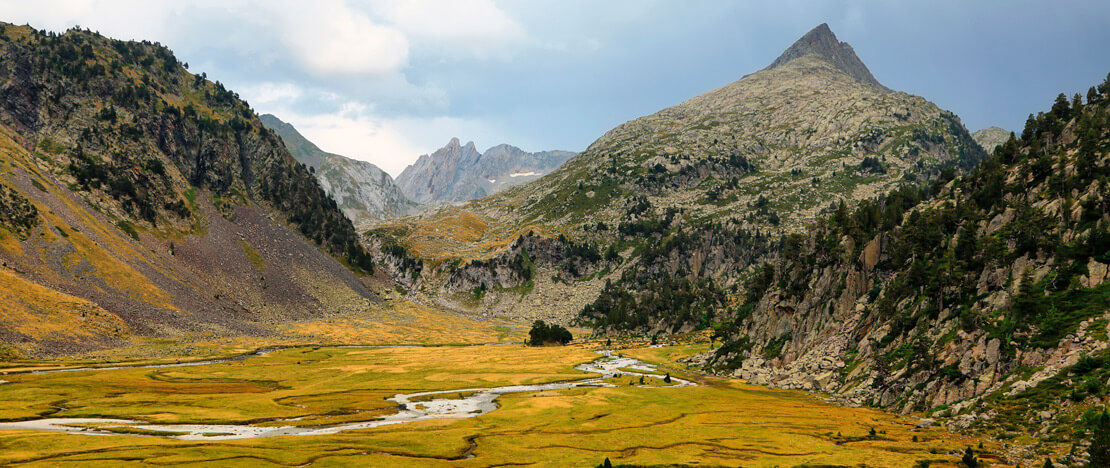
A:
764 23 886 90
972 126 1011 153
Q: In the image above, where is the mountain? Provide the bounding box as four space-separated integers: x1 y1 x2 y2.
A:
394 138 574 204
368 23 983 324
0 24 378 356
703 84 1110 464
395 138 482 204
260 114 415 227
972 126 1012 153
478 144 577 194
497 22 982 232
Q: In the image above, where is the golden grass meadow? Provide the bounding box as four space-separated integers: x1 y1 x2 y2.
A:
0 326 990 467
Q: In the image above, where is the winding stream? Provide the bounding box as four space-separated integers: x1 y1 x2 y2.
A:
0 350 692 440
0 348 280 375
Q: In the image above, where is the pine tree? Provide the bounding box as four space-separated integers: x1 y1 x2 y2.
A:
962 446 978 467
1089 409 1110 467
1013 267 1044 322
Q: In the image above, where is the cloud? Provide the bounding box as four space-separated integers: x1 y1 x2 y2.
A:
239 82 304 106
291 112 425 177
0 0 179 42
274 0 409 76
372 0 525 53
0 0 414 77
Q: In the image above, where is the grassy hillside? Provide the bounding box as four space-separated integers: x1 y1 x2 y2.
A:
0 23 382 356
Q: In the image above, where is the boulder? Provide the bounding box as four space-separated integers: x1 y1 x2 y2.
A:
985 338 1001 366
1006 380 1031 396
914 418 936 429
860 237 880 269
984 208 1015 235
1085 259 1108 288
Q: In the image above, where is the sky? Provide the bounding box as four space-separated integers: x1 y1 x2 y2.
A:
1 1 1108 177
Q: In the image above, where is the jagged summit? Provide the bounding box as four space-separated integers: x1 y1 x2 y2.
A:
395 138 573 205
765 23 885 89
445 137 465 150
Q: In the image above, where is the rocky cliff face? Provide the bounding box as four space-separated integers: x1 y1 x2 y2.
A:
260 114 415 227
395 138 573 204
0 24 377 356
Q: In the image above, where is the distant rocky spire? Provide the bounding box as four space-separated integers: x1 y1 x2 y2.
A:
765 23 886 90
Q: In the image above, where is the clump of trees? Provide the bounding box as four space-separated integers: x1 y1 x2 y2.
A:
580 221 770 333
528 320 572 346
0 184 40 239
858 156 886 174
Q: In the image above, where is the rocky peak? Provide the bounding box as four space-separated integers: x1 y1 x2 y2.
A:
395 138 574 205
395 137 483 204
765 23 885 89
434 137 480 163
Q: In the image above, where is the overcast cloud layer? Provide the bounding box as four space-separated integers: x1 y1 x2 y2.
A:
2 1 1107 176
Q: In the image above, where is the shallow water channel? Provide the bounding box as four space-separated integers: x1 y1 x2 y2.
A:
0 349 691 440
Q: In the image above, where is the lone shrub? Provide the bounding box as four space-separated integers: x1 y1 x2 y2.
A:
528 320 572 346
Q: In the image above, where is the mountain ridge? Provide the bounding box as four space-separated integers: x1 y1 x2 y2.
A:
260 114 415 226
395 138 574 205
701 82 1110 465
